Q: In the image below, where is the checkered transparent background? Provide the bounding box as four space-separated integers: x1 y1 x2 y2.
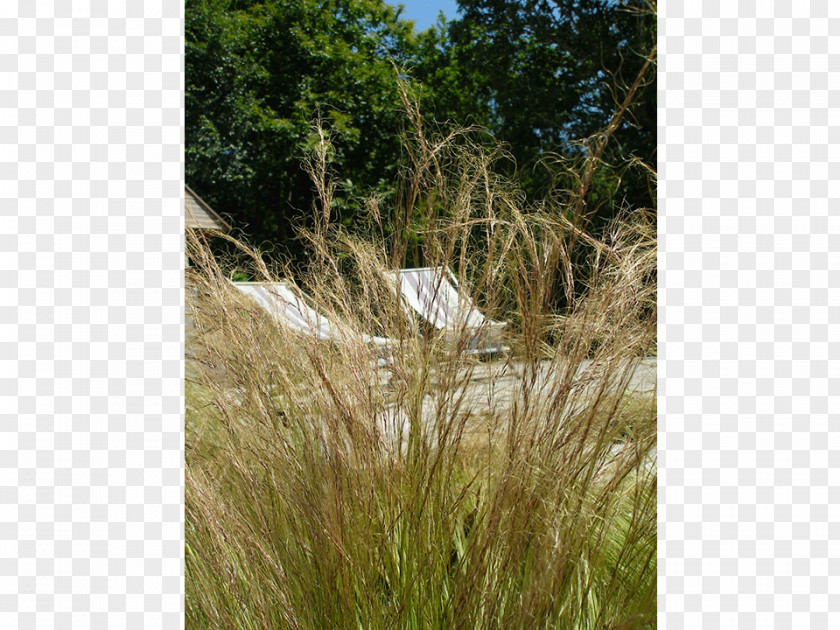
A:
1 0 838 628
660 1 840 628
1 1 183 628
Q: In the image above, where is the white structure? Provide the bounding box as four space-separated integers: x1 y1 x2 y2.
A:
385 266 507 356
233 282 394 360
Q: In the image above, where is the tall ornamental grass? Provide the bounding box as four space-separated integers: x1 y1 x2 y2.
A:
185 93 656 629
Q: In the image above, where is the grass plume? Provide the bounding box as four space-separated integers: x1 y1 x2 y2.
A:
185 92 656 629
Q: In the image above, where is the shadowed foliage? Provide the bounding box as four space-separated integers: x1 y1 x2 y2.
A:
186 0 656 259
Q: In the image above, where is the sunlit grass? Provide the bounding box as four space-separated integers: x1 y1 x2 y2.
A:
185 92 656 629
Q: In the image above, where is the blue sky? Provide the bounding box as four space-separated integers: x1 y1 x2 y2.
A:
389 0 460 31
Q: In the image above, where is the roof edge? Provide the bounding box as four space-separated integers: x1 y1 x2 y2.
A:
185 183 232 233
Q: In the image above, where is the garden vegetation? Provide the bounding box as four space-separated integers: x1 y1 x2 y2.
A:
185 83 657 628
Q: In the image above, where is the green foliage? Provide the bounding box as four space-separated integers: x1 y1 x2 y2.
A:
187 0 656 259
421 0 657 209
186 0 420 253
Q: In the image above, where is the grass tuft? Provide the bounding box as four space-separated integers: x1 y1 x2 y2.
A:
185 94 656 629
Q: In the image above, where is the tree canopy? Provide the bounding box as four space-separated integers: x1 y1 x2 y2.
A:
186 0 656 255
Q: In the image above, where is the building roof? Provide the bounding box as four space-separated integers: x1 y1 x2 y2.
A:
185 184 231 232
